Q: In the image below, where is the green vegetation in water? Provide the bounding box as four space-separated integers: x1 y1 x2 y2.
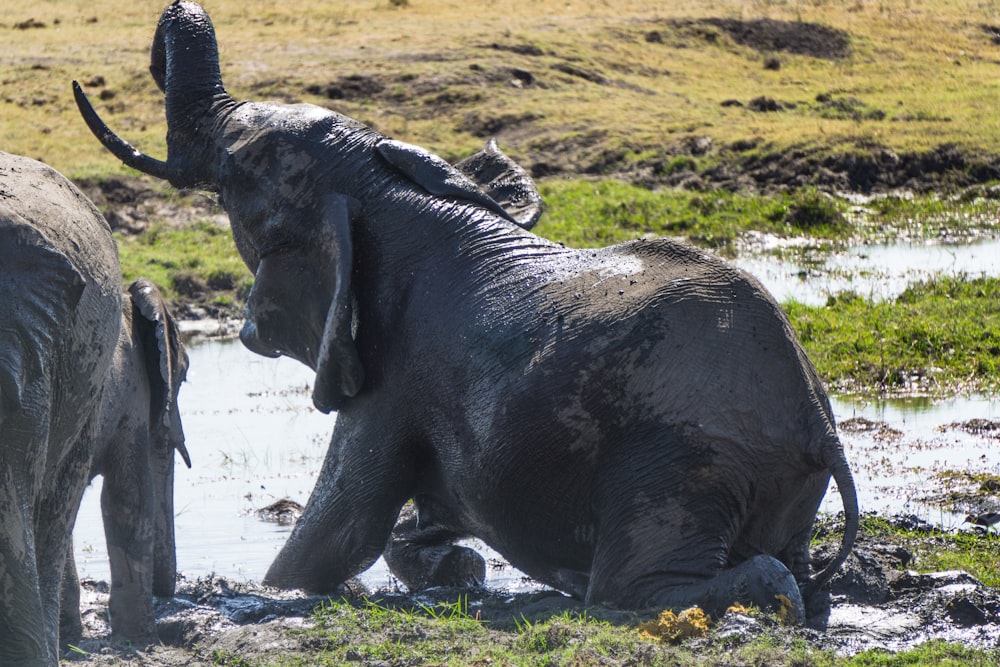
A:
853 515 1000 588
860 190 1000 242
784 275 1000 394
116 220 252 311
535 180 851 251
203 597 999 666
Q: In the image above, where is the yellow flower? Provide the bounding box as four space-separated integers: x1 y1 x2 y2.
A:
637 607 710 643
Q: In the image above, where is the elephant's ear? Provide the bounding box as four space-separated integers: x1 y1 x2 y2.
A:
375 138 523 226
312 194 364 414
453 139 543 230
129 278 192 468
0 217 86 417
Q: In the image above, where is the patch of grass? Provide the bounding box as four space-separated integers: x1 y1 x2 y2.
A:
214 597 999 666
847 640 999 666
115 220 252 312
535 180 852 250
783 275 1000 394
855 515 1000 588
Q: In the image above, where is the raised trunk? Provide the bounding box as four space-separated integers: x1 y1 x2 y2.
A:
74 0 233 189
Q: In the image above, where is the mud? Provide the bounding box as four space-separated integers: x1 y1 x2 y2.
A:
63 521 1000 666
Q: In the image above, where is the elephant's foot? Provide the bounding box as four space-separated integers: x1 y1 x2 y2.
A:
681 555 805 623
592 555 806 624
383 505 485 591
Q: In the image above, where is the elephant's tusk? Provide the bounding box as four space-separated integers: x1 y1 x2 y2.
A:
72 81 171 181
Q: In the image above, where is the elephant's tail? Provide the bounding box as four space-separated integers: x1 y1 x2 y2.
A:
805 434 859 596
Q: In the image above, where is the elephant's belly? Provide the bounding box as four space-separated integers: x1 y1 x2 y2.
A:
434 463 598 591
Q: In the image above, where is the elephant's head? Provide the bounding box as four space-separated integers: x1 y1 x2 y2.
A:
128 278 190 596
74 1 542 413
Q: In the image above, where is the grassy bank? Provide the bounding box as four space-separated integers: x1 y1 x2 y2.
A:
204 598 1000 667
785 276 1000 394
4 0 1000 186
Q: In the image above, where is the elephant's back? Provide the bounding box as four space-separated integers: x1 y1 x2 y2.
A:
0 151 119 281
0 152 121 440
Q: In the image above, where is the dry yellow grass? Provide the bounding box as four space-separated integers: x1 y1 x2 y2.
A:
2 0 999 179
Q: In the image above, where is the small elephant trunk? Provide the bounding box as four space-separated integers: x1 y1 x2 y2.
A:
151 437 178 596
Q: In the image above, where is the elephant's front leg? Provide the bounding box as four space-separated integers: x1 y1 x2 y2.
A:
383 503 485 591
264 418 414 593
59 540 84 647
101 453 157 644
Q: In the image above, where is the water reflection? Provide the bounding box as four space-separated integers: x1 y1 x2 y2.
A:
73 338 1000 589
734 236 1000 305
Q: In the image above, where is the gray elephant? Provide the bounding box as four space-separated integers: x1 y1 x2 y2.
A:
75 0 858 621
60 278 190 646
0 151 122 665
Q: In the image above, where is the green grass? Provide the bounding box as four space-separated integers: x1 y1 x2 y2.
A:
116 220 252 309
852 515 1000 588
784 276 1000 394
201 597 1000 666
535 180 851 250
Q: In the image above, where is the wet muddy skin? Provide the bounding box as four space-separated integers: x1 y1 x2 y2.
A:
63 177 999 663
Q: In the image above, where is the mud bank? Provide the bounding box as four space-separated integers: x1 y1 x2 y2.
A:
64 519 1000 666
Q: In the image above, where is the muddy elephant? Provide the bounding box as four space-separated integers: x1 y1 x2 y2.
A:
0 152 122 665
75 1 858 621
60 278 190 646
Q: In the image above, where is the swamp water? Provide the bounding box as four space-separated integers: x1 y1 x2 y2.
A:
73 236 1000 592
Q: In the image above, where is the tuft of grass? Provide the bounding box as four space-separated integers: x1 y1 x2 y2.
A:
847 640 999 666
784 275 1000 394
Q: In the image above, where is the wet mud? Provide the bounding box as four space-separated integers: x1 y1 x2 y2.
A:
64 527 1000 666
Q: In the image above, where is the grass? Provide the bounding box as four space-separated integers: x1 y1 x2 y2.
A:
783 275 1000 394
199 597 1000 666
4 0 1000 183
852 514 1000 588
115 220 252 311
535 180 852 250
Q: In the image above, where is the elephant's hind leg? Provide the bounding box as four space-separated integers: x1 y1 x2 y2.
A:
587 511 804 620
0 440 54 664
586 449 804 620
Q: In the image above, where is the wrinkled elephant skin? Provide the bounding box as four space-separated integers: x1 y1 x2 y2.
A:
75 1 858 621
0 151 121 665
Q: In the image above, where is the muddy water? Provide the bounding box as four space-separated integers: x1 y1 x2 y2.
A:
73 340 533 592
72 236 1000 591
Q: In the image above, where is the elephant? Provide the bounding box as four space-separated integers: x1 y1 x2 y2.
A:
60 278 190 646
75 0 858 621
0 151 122 665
